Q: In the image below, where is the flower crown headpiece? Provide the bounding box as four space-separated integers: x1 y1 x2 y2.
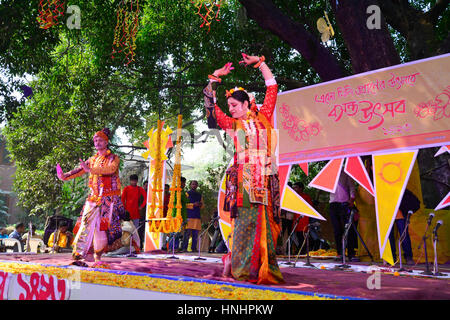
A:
225 87 258 112
225 87 247 98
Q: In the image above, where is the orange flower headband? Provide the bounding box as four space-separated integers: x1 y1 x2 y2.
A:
225 87 247 98
226 87 258 112
94 131 109 142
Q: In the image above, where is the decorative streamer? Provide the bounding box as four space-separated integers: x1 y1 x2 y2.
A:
191 0 223 32
142 117 184 251
37 0 65 29
111 0 140 65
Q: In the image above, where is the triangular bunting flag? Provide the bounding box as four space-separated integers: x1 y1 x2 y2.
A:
435 191 450 210
344 156 374 196
281 185 326 220
308 158 344 193
434 145 449 157
278 165 291 193
299 162 309 176
382 238 395 266
373 150 418 265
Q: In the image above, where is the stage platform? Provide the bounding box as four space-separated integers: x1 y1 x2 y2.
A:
0 251 449 300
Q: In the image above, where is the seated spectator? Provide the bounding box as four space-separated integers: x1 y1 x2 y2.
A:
105 211 140 256
22 225 43 242
9 223 26 251
0 228 8 239
48 222 74 253
105 213 141 255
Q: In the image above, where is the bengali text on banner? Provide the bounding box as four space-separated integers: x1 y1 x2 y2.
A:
275 54 450 165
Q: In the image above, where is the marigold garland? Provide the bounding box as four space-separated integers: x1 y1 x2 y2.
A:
0 262 338 300
145 115 183 234
111 0 140 65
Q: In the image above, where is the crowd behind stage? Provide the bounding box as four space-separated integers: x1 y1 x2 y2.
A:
1 170 421 265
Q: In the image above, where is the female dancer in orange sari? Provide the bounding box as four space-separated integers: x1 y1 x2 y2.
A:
56 128 125 267
203 54 283 284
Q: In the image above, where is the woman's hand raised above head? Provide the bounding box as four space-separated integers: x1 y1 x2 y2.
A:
239 53 260 66
213 62 234 78
56 163 66 181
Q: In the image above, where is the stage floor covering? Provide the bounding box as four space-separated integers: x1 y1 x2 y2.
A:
1 251 449 300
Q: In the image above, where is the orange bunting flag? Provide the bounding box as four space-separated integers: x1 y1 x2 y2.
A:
308 158 344 193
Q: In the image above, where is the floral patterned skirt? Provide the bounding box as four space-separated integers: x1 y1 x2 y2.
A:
230 203 284 284
72 195 124 259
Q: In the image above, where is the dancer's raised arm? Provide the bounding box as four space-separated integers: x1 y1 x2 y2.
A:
240 53 278 120
203 63 234 130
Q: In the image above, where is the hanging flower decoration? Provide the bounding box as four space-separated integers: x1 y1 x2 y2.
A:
37 0 66 29
112 0 140 65
141 118 183 234
191 0 224 32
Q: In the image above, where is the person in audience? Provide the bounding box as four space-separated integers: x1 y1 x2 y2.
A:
48 222 74 253
181 180 204 252
328 172 358 261
0 228 9 239
121 174 146 230
388 188 419 265
168 177 188 251
105 211 140 256
9 222 26 244
22 225 43 242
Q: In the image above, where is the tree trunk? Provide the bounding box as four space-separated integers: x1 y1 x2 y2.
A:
330 0 401 73
238 0 346 81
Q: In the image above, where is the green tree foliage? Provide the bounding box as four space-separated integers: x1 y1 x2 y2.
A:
0 0 448 217
0 189 10 226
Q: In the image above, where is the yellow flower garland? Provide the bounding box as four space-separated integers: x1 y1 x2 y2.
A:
0 262 337 300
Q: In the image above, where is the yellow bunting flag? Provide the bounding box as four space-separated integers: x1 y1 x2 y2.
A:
281 186 326 220
373 150 418 265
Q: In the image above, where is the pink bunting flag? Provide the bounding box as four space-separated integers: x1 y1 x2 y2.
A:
344 156 374 196
434 145 450 157
435 192 450 210
278 165 291 194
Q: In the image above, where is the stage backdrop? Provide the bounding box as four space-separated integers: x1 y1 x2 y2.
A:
275 53 450 165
